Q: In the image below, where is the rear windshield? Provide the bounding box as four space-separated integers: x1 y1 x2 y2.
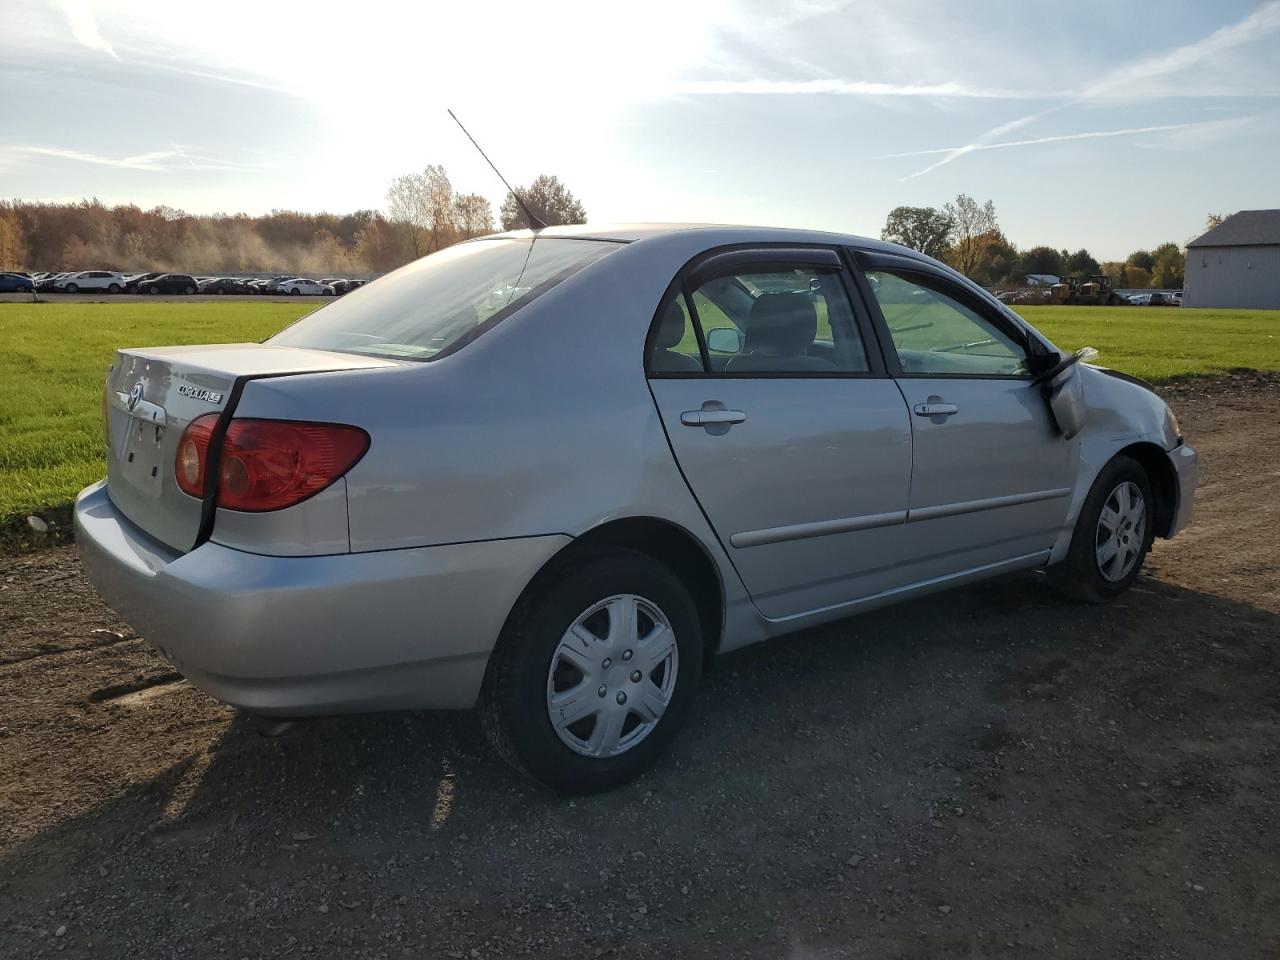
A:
269 237 620 361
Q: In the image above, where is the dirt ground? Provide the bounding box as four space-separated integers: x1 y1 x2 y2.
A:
2 373 1278 959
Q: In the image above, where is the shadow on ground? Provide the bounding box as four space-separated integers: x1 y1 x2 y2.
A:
3 568 1278 959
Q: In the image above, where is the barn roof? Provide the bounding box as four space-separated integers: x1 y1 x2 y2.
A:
1187 209 1280 248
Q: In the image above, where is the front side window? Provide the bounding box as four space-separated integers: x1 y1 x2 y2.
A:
648 263 869 375
865 270 1028 376
271 238 619 361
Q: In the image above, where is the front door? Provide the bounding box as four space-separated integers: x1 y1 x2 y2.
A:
856 259 1077 580
646 247 914 619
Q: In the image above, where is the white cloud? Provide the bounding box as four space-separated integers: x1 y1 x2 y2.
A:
883 118 1246 159
4 145 261 173
898 1 1280 179
1081 0 1280 99
668 78 1024 99
55 0 115 57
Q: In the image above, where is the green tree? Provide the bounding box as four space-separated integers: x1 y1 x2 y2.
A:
1127 249 1154 272
880 206 954 260
1019 246 1064 278
1150 242 1184 289
500 174 587 230
1066 249 1100 276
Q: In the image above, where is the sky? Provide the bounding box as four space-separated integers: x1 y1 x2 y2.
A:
2 0 1278 260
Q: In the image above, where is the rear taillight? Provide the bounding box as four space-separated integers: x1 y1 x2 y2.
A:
175 413 219 497
174 417 369 512
216 419 369 512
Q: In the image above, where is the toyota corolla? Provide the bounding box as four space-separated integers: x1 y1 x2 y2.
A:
75 224 1197 792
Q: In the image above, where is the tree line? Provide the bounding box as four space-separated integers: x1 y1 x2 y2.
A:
0 169 587 274
881 197 1189 289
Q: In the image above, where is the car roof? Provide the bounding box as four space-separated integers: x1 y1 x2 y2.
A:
485 222 921 258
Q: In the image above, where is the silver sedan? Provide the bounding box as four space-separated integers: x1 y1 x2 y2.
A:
75 224 1197 791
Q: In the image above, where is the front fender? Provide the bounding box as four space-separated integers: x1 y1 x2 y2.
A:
1048 365 1182 563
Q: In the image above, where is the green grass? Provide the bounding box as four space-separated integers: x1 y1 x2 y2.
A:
1 300 1278 536
0 301 316 535
1015 306 1280 381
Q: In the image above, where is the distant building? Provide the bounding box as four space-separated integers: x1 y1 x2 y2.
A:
1184 210 1280 309
1025 274 1060 286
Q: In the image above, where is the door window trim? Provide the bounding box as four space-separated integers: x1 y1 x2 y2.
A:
845 248 1037 382
644 244 888 380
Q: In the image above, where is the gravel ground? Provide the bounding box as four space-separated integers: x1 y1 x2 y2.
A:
1 373 1278 959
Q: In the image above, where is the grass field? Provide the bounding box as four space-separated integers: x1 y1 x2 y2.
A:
0 302 315 533
1 300 1278 531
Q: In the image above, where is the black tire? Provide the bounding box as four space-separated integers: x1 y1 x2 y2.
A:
1049 454 1154 603
184 285 196 295
107 283 120 294
147 286 159 295
65 283 79 294
289 287 299 295
480 547 703 793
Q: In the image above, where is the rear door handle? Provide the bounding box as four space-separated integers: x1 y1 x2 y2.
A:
681 409 747 426
913 402 958 417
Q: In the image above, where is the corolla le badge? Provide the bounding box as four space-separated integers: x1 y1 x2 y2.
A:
127 382 143 411
178 384 223 403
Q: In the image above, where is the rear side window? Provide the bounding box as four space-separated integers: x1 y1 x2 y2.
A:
270 238 619 361
648 263 870 375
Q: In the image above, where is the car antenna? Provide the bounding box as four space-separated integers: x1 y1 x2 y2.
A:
447 109 546 232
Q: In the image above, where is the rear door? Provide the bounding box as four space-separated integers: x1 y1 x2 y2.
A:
646 247 914 619
852 251 1077 579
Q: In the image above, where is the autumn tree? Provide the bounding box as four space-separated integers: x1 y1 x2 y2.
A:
500 174 587 230
454 193 495 239
0 205 27 270
942 194 998 279
880 206 954 260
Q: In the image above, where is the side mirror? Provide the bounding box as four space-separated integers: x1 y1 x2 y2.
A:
1024 334 1065 376
706 327 745 354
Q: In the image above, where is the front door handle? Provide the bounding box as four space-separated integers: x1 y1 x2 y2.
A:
681 408 747 426
913 401 958 417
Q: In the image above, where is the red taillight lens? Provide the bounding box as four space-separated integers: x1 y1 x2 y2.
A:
215 419 369 512
174 413 219 497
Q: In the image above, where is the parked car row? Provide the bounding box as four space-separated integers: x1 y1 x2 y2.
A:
13 271 371 296
1127 292 1181 306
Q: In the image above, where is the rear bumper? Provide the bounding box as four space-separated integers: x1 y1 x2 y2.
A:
74 481 569 715
1167 440 1198 538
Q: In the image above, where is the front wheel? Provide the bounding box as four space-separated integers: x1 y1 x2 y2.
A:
65 283 79 294
107 283 120 294
481 548 703 793
147 286 159 295
1049 455 1154 602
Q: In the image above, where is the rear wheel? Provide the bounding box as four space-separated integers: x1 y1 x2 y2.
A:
107 283 120 294
481 548 703 793
1049 455 1154 602
184 285 196 295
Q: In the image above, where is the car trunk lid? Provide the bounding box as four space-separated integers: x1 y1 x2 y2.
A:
104 343 398 552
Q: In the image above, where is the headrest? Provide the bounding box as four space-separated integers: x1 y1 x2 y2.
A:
654 300 688 349
745 293 818 356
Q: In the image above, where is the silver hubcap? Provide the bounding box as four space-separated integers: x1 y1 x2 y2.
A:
546 594 678 758
1096 481 1146 582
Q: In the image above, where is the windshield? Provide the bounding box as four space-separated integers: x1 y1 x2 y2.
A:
269 237 620 361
